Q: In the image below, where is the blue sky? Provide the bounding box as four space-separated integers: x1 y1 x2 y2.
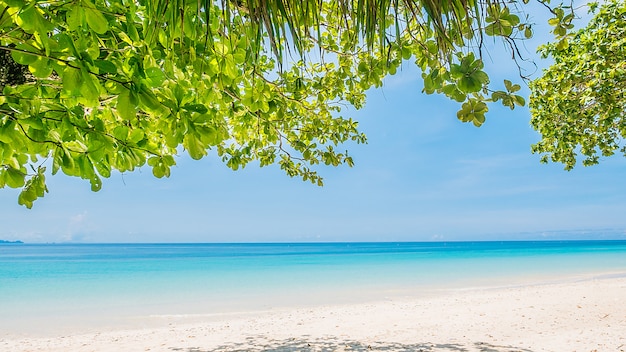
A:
2 3 626 243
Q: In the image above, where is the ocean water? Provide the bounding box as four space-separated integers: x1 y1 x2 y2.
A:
1 241 626 335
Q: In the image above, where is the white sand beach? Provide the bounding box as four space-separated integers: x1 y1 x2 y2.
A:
2 276 626 352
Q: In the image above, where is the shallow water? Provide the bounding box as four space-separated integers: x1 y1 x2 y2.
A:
1 241 626 335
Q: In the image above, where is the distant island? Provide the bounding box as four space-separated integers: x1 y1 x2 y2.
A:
0 240 24 244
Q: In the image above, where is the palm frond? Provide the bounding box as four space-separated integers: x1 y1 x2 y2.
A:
148 0 495 64
230 0 490 60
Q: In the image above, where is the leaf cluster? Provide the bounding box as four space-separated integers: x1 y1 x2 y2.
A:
530 0 626 169
0 0 569 207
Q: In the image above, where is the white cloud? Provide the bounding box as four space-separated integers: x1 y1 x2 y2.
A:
62 211 94 242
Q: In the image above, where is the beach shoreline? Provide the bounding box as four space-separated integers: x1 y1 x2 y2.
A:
3 275 625 352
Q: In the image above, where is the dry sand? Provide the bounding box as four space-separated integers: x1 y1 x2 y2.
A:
2 276 625 352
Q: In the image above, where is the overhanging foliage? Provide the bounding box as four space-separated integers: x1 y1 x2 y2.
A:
530 0 626 169
0 0 576 207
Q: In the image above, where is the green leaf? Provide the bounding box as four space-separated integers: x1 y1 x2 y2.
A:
4 0 25 7
449 64 463 79
491 91 506 102
60 149 77 175
94 60 117 74
11 44 38 65
473 113 486 127
183 134 207 160
458 76 481 93
79 68 101 103
5 168 25 188
18 5 49 33
65 140 88 153
149 157 172 178
357 62 368 73
92 157 111 178
138 90 163 112
125 14 140 42
66 6 84 31
184 104 208 114
128 129 144 144
144 67 166 87
457 99 489 126
84 7 109 34
90 174 102 191
555 39 569 51
28 57 53 78
472 71 489 85
63 66 82 93
152 164 169 178
112 125 129 141
117 90 136 120
233 49 246 65
18 188 37 208
524 26 533 39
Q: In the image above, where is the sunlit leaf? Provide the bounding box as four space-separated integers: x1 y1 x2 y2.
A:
84 6 109 34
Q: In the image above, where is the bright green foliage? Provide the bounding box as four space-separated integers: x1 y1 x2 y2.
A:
0 0 564 206
530 0 626 169
485 4 521 37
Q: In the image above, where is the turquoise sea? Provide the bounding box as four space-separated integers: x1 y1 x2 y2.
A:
2 241 626 335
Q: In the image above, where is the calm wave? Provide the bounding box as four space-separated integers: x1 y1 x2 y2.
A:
2 241 626 334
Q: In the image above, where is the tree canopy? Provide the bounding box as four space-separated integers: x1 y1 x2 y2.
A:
0 0 597 207
530 0 626 170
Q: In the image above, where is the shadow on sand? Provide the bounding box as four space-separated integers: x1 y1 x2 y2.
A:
169 336 534 352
